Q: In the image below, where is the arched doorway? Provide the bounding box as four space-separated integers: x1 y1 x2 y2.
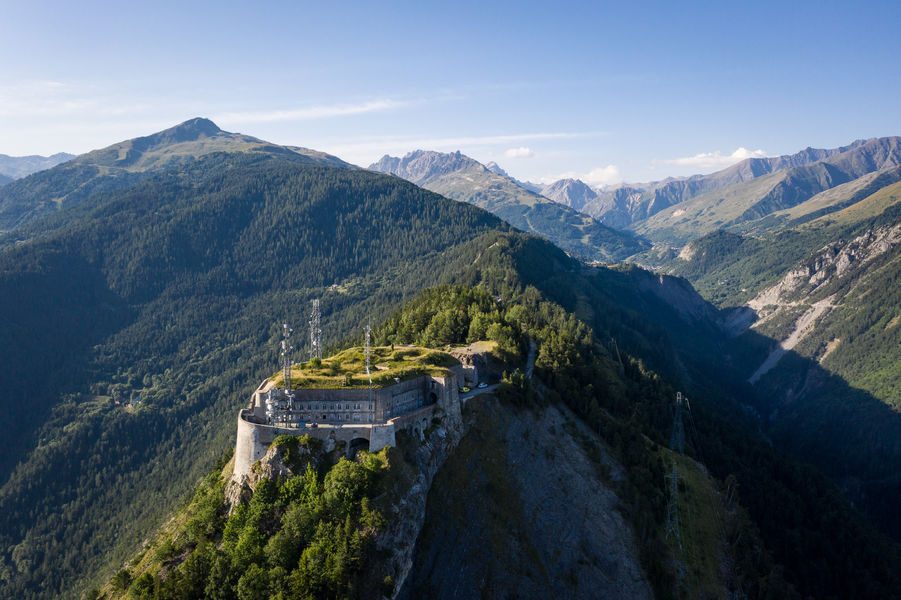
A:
348 437 370 459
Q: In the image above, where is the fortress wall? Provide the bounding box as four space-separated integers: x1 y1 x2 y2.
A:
233 411 268 481
291 388 372 402
369 424 396 452
232 370 462 482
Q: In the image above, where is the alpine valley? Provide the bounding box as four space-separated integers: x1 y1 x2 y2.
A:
1 119 900 600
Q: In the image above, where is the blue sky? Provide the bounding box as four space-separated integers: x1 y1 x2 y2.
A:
1 0 900 184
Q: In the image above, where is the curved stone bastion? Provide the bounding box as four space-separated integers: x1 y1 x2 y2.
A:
232 366 464 483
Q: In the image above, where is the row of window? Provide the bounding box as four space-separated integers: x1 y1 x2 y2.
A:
297 402 372 411
299 412 373 422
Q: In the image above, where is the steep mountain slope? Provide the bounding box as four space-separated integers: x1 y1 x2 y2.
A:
652 195 901 535
745 221 900 403
0 174 11 187
0 118 350 233
0 152 74 179
632 137 901 243
3 122 901 599
582 139 873 229
99 263 901 600
369 150 647 261
539 177 597 211
0 146 510 598
400 398 653 600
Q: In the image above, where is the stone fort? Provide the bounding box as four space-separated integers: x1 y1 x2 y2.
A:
232 362 468 483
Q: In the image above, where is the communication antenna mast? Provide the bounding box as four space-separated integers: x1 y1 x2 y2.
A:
281 323 294 392
266 322 295 426
364 320 372 385
309 299 322 361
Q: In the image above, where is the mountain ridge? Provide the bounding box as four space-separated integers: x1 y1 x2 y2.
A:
369 149 648 262
0 152 75 179
0 118 352 234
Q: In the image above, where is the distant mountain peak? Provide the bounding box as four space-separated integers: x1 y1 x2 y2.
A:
370 149 484 184
485 161 509 177
63 118 350 174
140 117 223 147
0 152 75 179
541 178 598 211
169 117 221 138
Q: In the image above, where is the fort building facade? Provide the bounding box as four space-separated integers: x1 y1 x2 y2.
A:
232 365 464 483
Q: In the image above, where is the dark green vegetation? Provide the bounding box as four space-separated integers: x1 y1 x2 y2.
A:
373 276 901 599
0 118 348 233
640 185 901 541
99 437 392 600
0 139 519 598
369 150 649 262
660 202 900 306
2 121 900 599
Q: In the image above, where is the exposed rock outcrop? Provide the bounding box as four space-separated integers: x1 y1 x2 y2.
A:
396 397 653 599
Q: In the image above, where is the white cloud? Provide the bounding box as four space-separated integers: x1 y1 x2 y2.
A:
213 99 409 124
540 164 622 186
504 146 534 158
665 147 768 170
325 131 601 158
583 165 621 185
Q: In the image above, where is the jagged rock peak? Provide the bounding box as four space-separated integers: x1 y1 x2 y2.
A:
541 177 598 211
370 149 483 184
485 161 509 177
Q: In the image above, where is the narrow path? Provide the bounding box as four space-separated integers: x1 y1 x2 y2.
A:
461 338 537 405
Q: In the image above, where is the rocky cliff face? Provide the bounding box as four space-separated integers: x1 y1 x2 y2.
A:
372 403 466 598
745 222 900 390
370 150 482 185
750 222 900 311
396 397 653 600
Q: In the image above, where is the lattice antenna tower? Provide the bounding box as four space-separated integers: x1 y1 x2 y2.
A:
309 299 322 361
281 323 294 394
364 319 372 385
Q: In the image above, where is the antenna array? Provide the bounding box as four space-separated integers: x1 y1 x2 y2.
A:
364 320 372 384
281 323 294 392
309 299 322 361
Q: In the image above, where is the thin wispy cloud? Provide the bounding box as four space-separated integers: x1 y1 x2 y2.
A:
0 80 153 118
540 164 622 186
326 131 603 157
213 99 410 124
665 147 768 170
504 146 534 158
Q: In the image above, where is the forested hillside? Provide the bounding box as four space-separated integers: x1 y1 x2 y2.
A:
2 122 900 600
102 269 901 600
641 195 901 539
0 151 512 598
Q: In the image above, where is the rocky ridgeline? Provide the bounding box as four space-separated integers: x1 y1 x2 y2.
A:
750 222 900 310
